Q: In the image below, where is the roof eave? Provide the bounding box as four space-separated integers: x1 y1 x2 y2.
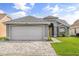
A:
5 22 50 25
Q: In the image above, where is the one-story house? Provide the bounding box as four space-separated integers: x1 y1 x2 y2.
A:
0 14 11 37
70 19 79 36
5 16 69 41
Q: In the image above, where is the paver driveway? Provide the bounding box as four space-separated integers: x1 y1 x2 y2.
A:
0 41 56 56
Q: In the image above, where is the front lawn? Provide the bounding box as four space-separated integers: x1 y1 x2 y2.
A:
51 37 79 56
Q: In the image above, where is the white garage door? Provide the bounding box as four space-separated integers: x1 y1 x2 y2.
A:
11 25 43 40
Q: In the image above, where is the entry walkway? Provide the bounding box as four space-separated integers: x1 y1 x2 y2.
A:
51 38 61 43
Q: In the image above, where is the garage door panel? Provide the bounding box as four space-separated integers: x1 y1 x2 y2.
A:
11 26 43 40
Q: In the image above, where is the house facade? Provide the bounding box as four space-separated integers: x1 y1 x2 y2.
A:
5 16 69 41
0 14 11 37
44 16 69 37
70 19 79 36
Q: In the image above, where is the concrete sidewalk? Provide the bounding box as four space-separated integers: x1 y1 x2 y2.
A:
51 38 61 43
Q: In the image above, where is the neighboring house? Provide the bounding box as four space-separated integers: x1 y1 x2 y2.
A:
70 19 79 36
5 16 69 41
0 14 11 37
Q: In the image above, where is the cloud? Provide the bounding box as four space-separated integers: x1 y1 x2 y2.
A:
43 4 78 14
43 4 79 25
30 3 35 8
74 11 79 14
11 4 79 24
59 11 79 25
52 13 59 17
11 3 35 19
0 10 5 13
43 5 50 10
65 6 76 12
43 5 63 13
9 11 26 19
51 5 63 13
13 3 35 11
13 3 31 11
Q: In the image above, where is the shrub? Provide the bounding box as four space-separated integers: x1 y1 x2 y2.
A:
0 37 9 41
70 35 76 37
48 36 52 41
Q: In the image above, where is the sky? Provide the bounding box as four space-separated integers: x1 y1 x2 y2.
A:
0 3 79 25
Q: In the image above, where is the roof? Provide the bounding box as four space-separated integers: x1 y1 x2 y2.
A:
11 16 44 22
0 13 11 20
5 16 50 25
58 19 70 27
0 14 6 20
5 16 69 26
43 16 69 27
71 19 79 27
44 16 58 19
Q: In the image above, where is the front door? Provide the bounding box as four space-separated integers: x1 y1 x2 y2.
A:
49 23 54 37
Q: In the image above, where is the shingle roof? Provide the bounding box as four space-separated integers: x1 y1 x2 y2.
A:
59 19 70 27
0 13 11 20
44 16 58 19
43 16 69 27
5 16 50 25
71 19 79 27
13 16 44 22
0 14 6 20
6 16 69 27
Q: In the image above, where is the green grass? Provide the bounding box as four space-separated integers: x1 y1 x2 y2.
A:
51 37 79 56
